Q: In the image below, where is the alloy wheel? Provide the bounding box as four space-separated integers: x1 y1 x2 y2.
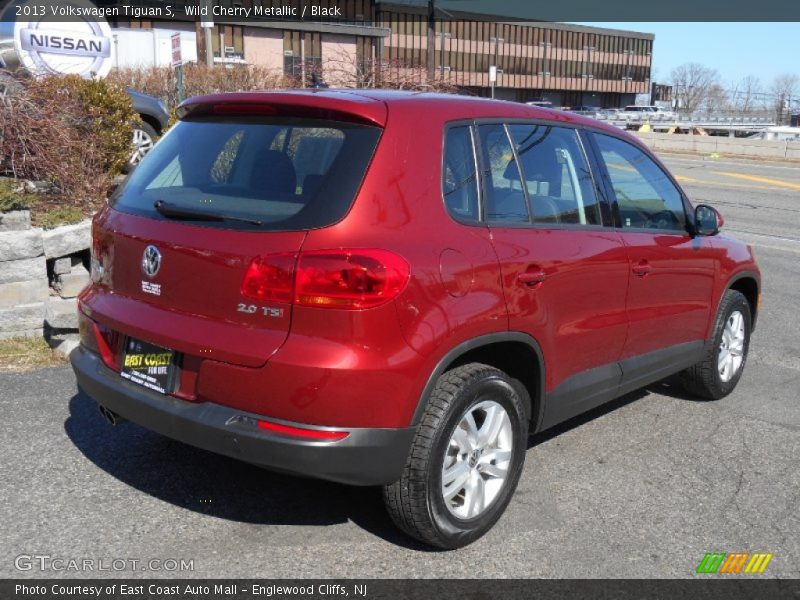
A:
441 400 513 520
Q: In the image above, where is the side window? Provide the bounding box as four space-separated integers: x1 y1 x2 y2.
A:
477 124 529 223
507 124 602 225
594 134 686 231
442 126 479 221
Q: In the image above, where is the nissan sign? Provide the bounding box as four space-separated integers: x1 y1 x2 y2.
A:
0 0 114 78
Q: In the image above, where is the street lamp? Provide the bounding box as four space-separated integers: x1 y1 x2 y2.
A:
439 31 451 76
489 36 503 99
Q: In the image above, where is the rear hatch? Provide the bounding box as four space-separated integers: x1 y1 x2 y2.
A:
92 98 383 367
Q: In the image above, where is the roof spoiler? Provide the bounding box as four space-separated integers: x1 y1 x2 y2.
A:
177 92 387 127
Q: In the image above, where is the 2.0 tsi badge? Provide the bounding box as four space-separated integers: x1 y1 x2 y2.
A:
141 245 161 278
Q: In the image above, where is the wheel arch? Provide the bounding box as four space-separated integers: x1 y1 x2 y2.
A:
138 113 162 135
726 271 760 330
412 332 546 432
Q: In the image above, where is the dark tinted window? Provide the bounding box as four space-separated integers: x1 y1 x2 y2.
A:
113 117 381 231
477 124 529 223
507 124 602 225
593 133 686 231
442 126 479 221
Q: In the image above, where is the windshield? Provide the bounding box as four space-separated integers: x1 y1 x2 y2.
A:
112 116 382 231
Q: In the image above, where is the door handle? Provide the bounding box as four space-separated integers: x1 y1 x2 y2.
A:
518 268 546 286
632 259 652 277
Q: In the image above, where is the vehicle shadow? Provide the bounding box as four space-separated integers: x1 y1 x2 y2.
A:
64 389 435 551
65 376 700 550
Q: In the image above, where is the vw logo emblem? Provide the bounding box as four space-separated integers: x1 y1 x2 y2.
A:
142 245 161 278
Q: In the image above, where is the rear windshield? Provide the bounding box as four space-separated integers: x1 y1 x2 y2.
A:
112 116 382 231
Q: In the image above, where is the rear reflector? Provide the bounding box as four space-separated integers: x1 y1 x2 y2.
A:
256 419 349 441
241 249 409 310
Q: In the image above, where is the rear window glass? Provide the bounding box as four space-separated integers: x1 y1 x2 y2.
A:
112 117 381 231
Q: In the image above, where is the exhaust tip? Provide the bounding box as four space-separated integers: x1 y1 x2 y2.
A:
99 405 126 426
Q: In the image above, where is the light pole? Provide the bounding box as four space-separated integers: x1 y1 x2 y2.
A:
489 36 503 99
439 31 451 78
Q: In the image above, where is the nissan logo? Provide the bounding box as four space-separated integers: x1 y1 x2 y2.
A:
142 245 161 278
0 0 114 79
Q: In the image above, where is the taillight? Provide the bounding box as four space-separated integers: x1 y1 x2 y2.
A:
240 253 295 303
90 225 113 287
78 307 119 371
241 249 409 310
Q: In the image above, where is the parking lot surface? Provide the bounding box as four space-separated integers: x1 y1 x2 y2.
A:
1 154 798 578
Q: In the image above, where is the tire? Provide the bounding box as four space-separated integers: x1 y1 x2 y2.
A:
383 363 529 549
127 120 158 170
681 289 752 400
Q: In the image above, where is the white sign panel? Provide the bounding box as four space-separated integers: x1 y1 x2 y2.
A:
0 0 115 78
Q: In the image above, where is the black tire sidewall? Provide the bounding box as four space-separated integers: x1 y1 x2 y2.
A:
426 373 527 548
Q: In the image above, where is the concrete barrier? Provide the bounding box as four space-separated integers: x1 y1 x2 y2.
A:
635 132 800 161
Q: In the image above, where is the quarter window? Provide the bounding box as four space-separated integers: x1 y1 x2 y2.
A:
442 126 480 221
593 134 686 231
507 124 601 225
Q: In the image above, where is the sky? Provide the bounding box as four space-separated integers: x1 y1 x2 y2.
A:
577 23 799 88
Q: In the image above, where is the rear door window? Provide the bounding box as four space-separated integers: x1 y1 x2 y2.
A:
113 117 381 231
476 124 529 223
507 124 602 225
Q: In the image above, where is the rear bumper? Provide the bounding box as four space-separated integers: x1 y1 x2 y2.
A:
70 346 415 486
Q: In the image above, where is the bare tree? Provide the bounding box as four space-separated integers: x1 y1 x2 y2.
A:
770 73 800 123
670 62 720 115
731 75 762 113
703 83 730 115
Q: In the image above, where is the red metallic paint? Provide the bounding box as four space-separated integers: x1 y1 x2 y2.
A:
80 90 760 432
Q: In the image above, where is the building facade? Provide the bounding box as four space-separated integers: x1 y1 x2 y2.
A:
108 0 653 108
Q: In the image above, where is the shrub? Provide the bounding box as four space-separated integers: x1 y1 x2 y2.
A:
0 72 135 224
0 177 31 212
25 75 136 177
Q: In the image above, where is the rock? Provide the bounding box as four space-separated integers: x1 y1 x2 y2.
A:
56 268 90 298
0 228 44 261
0 327 44 341
0 210 31 232
42 220 91 259
0 278 49 309
47 331 80 357
53 257 72 275
45 297 78 329
0 256 46 284
0 302 44 336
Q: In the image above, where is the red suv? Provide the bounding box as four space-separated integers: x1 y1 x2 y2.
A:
72 91 760 548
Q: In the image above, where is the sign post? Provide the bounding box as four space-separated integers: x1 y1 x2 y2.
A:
171 32 184 103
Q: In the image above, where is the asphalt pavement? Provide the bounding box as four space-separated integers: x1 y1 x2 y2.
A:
1 153 798 579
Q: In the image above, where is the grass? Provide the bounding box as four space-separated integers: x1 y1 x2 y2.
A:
33 205 86 229
0 336 67 373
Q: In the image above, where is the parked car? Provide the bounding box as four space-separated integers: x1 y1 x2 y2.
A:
126 88 170 168
623 105 676 120
524 100 554 109
72 91 760 549
568 105 598 114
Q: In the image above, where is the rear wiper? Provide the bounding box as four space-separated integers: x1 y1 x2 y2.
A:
154 200 262 226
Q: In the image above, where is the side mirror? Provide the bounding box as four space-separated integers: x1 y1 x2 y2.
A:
694 204 723 236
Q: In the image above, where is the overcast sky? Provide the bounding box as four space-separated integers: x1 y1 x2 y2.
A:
577 22 799 89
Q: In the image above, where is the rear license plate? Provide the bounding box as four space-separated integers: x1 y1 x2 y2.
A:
120 338 176 394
